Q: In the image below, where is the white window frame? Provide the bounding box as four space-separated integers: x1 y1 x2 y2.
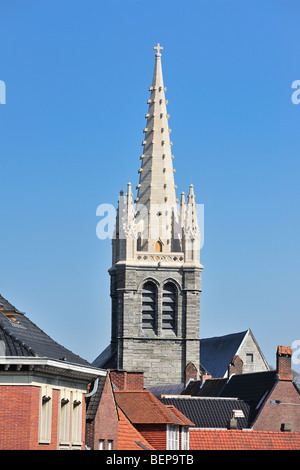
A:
107 440 113 450
59 389 71 445
39 385 52 444
181 426 189 450
71 390 83 446
98 439 104 450
167 425 179 450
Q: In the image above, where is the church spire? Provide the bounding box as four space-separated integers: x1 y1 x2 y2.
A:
135 44 177 251
136 43 177 212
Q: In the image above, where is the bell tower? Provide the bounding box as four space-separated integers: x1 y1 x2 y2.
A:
109 44 203 387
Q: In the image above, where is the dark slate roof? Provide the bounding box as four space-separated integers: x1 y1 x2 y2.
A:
182 378 227 397
159 396 251 429
200 330 248 378
0 293 92 367
217 370 279 427
92 344 112 368
147 383 185 396
219 370 278 405
86 375 108 420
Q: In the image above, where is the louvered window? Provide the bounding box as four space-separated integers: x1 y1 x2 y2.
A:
162 282 176 330
142 282 156 330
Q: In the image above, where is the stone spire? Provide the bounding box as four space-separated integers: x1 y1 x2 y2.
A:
135 44 177 251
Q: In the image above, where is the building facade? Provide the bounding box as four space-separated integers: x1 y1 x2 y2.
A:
108 44 203 387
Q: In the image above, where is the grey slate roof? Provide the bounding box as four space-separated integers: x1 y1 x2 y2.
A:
0 293 92 367
200 330 248 378
147 383 185 396
86 375 108 420
219 370 278 404
92 344 113 368
159 396 251 429
182 378 227 397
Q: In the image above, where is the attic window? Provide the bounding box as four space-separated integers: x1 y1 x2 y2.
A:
232 409 245 418
0 308 20 323
246 353 254 363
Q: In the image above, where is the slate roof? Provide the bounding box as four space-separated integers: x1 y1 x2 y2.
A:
92 344 114 368
190 429 300 450
86 375 108 420
219 370 278 405
178 369 296 428
147 383 185 396
200 330 249 378
182 378 227 397
159 396 250 429
0 293 92 367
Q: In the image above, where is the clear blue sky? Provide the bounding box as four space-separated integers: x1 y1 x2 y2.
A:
0 0 299 372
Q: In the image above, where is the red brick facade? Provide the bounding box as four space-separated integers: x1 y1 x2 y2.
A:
228 355 244 377
85 375 119 450
0 384 86 450
109 370 144 391
253 380 300 431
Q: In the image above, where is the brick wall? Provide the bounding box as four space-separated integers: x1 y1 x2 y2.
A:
253 381 300 431
85 376 119 450
0 385 37 449
228 355 243 377
135 423 167 450
110 370 144 390
0 385 86 450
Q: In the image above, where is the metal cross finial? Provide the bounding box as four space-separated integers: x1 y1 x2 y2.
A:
154 43 163 55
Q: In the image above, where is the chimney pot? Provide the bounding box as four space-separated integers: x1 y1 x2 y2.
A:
276 345 293 381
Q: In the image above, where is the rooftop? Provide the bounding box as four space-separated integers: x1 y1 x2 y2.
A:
0 293 93 368
189 429 300 450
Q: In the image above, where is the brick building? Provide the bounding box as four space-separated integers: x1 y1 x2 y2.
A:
159 345 300 433
0 293 105 450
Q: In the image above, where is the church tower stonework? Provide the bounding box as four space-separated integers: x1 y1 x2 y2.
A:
109 44 203 388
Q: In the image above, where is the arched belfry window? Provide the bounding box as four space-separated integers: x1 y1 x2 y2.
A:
162 282 177 331
155 240 162 253
142 282 157 330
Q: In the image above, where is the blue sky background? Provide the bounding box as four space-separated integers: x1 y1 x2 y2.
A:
0 0 299 372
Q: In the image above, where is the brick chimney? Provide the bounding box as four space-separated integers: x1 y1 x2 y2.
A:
184 362 198 385
109 370 144 390
276 346 293 381
228 355 243 378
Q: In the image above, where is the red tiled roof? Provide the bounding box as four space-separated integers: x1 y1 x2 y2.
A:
114 390 193 425
117 406 155 450
190 429 300 450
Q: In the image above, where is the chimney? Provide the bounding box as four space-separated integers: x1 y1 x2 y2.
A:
109 370 144 390
228 411 238 430
276 346 293 381
228 355 243 377
184 362 198 385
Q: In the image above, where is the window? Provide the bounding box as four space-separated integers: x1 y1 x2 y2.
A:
107 440 113 450
39 385 52 444
98 439 104 450
167 425 179 450
155 240 162 252
59 389 70 444
71 391 82 445
162 282 176 330
246 353 254 363
142 282 157 330
181 427 189 450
